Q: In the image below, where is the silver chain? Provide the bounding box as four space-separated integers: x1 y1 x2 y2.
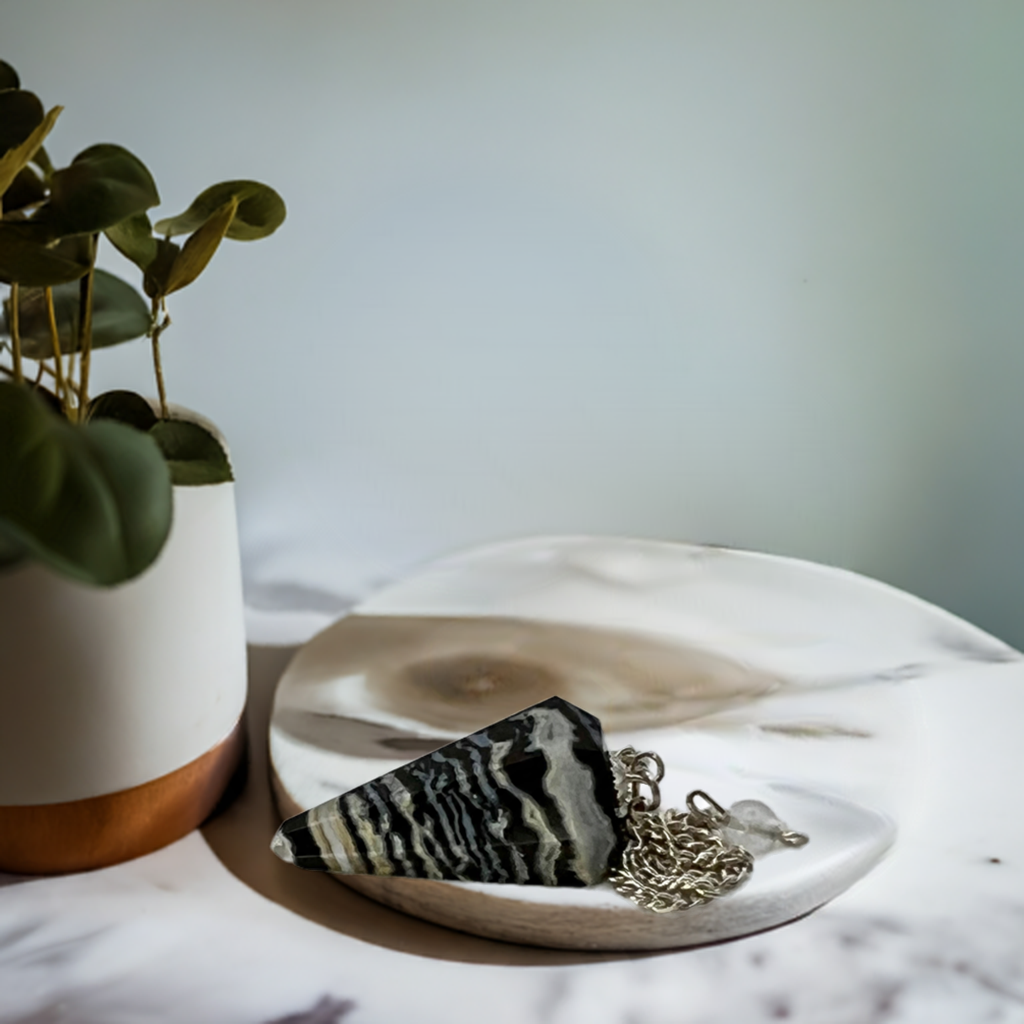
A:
608 747 756 913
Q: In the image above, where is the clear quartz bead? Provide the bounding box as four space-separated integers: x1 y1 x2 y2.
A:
721 799 789 858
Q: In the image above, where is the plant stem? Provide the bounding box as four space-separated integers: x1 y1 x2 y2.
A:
44 286 68 413
149 296 170 419
36 361 81 395
76 236 98 415
9 283 22 384
67 349 79 405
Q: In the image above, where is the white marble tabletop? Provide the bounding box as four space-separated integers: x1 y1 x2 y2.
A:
3 601 1024 1023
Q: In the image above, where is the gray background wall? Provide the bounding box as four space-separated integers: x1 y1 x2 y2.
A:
5 1 1024 644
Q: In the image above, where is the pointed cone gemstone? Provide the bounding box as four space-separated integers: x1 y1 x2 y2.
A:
272 696 624 886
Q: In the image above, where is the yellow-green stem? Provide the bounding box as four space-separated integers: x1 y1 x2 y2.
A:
150 296 169 419
38 361 81 396
77 244 97 414
44 286 68 414
67 350 79 403
9 283 22 384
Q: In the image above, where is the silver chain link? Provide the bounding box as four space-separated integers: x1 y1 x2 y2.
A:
608 747 755 913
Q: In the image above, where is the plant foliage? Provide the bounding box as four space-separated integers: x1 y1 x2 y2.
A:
0 61 283 585
0 382 172 585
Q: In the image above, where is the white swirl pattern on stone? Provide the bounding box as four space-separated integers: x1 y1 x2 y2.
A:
273 697 621 887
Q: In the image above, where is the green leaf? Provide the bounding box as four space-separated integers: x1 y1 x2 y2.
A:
0 104 61 198
0 61 20 91
2 283 73 352
0 222 91 287
31 384 63 415
150 419 233 486
81 269 150 349
142 237 181 299
162 196 238 295
0 90 44 157
10 269 150 358
31 144 54 181
105 211 158 271
48 143 160 237
0 381 173 586
1 164 47 213
87 389 158 431
0 523 27 570
153 180 285 241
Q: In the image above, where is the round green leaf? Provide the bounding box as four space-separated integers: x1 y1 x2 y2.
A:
0 523 26 570
30 384 63 415
48 143 160 237
142 237 181 299
0 61 20 91
150 419 233 486
88 390 158 431
0 104 60 198
0 381 173 586
8 269 150 358
31 144 54 181
0 223 91 287
0 89 44 157
105 211 158 271
162 196 237 296
153 180 285 242
1 164 47 213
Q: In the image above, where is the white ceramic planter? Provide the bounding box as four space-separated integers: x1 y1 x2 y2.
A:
0 482 248 873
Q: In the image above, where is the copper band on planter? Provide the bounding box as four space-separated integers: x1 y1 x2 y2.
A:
0 719 244 875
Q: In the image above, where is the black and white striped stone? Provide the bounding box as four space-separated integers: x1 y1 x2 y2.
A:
271 696 623 886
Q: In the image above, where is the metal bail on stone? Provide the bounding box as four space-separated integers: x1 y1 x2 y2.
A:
608 748 756 913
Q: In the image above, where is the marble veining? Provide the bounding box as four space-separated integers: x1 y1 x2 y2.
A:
1 832 1023 1022
3 538 1024 1021
265 996 356 1024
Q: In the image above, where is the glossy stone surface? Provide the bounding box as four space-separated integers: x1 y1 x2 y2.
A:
272 696 622 885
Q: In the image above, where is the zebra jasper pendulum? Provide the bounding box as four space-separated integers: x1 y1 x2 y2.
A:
270 696 809 912
272 696 621 887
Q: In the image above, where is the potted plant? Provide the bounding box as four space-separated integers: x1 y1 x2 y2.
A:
0 60 285 873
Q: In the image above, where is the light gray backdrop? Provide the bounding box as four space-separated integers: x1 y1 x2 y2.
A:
6 1 1024 644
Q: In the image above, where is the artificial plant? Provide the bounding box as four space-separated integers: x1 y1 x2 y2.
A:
0 59 285 585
